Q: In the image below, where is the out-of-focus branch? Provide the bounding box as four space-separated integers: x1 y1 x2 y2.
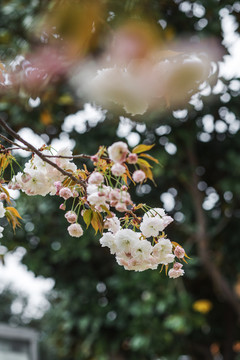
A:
187 146 240 318
0 117 86 190
210 216 231 239
188 342 213 360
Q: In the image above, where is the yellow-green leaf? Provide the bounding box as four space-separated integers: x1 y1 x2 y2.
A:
0 185 11 204
124 165 134 182
83 209 92 228
5 206 22 231
137 161 155 183
137 158 153 168
172 241 180 248
159 264 164 273
140 153 159 164
132 144 155 154
165 264 169 276
6 207 22 219
58 94 74 105
101 205 112 216
0 153 13 173
91 211 103 234
134 203 145 210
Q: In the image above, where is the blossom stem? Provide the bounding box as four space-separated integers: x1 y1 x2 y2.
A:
126 210 141 224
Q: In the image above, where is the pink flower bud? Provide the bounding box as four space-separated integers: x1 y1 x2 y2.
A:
26 189 34 195
121 185 128 191
12 183 21 190
65 211 77 223
111 163 126 176
98 192 105 197
88 172 104 185
59 203 66 210
174 246 185 259
0 193 7 201
115 202 127 212
8 181 18 190
121 191 132 205
67 223 83 237
173 262 183 270
54 181 62 192
132 170 146 183
109 189 121 201
91 155 99 162
127 153 138 164
73 190 79 198
59 187 73 200
21 173 31 183
168 263 185 278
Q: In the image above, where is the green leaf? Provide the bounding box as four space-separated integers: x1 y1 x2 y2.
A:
83 209 92 228
132 144 155 154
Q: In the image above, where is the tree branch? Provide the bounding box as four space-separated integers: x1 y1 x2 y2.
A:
43 154 91 159
187 146 240 318
0 133 29 151
126 210 141 224
0 117 86 190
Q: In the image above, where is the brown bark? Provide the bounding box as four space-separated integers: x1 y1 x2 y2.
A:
223 305 236 360
187 146 240 318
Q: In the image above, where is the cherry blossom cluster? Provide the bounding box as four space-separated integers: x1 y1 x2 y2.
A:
0 140 187 278
99 208 185 276
9 147 77 196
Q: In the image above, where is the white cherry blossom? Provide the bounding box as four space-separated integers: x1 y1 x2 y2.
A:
0 226 4 238
140 216 165 238
152 238 175 265
115 229 140 253
99 232 117 254
67 223 83 237
0 203 6 218
168 263 185 278
108 141 128 163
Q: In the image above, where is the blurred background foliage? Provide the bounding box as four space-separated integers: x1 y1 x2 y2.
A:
1 0 240 359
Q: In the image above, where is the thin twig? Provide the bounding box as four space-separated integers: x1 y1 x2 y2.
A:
0 132 111 162
44 154 91 159
0 147 29 152
0 117 86 190
126 210 141 224
0 134 29 151
44 154 111 162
